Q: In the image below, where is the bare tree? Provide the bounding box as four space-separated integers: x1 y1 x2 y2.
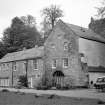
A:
95 0 105 19
41 5 63 30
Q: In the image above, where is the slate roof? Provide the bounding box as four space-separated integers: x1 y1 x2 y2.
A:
88 66 105 73
1 20 105 63
0 46 44 63
67 23 105 43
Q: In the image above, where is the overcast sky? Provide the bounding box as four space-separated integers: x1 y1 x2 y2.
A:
0 0 101 38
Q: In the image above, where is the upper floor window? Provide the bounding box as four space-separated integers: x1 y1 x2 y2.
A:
33 59 38 70
5 63 9 70
0 64 1 71
52 59 57 69
1 63 6 70
63 58 68 68
13 62 16 71
64 42 68 50
7 63 9 67
3 64 5 68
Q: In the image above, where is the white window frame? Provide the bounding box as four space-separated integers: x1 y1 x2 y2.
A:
0 65 1 71
5 63 9 71
52 59 57 69
23 61 27 74
28 77 33 88
63 58 68 68
64 42 68 50
7 63 9 67
33 59 38 70
2 63 5 70
13 62 17 71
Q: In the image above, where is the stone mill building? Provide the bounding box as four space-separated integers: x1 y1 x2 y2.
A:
0 20 105 88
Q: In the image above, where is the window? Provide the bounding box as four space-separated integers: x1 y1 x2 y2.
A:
0 65 1 71
23 61 27 72
64 42 68 50
33 59 38 70
7 63 9 67
2 63 6 70
28 77 33 88
6 63 9 70
2 63 9 71
3 64 5 68
63 58 68 68
13 62 16 71
52 59 57 68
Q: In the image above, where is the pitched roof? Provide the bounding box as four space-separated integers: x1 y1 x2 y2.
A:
66 23 105 43
88 66 105 73
56 20 105 43
0 46 44 63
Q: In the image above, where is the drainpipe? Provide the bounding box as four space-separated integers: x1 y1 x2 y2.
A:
25 60 28 87
11 62 14 87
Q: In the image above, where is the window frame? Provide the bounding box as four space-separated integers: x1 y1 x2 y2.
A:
2 63 5 70
64 42 68 50
13 62 17 71
2 63 8 71
33 59 38 70
6 63 9 71
52 59 57 69
0 64 1 71
63 58 68 68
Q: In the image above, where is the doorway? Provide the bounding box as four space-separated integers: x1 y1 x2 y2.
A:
53 71 64 87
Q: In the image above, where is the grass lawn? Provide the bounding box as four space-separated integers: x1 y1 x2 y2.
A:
0 90 105 105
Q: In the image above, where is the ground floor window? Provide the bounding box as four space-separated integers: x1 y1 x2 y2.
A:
0 79 9 86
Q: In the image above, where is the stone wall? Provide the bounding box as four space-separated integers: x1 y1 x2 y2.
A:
0 58 44 87
79 38 105 67
44 22 87 86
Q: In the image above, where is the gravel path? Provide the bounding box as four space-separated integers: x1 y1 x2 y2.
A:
0 87 105 101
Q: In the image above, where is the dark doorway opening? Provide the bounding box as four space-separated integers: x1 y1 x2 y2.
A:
52 71 64 87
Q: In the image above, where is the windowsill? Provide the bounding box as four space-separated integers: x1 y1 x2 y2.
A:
63 66 68 68
64 49 68 51
34 69 38 71
13 70 16 71
52 67 56 69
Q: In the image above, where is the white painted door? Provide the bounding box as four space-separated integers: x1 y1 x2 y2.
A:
29 77 33 88
30 77 33 88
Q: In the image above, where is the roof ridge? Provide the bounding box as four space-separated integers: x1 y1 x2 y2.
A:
65 22 105 43
0 46 44 63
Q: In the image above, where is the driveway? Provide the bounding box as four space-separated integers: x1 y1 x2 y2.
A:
0 87 105 101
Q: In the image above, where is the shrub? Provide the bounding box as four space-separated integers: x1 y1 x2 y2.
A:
64 76 75 89
62 84 69 90
18 75 28 88
36 77 51 90
98 100 105 104
1 89 9 92
48 94 56 99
